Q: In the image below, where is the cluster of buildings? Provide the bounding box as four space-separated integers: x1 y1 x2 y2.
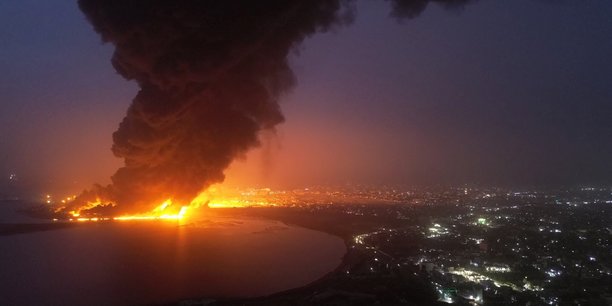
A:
338 187 612 305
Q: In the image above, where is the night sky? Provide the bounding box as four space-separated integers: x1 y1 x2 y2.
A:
1 0 612 197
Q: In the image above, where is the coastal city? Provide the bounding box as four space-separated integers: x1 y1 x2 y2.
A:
3 182 612 305
206 185 611 305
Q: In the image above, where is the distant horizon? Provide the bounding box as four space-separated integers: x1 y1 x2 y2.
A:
3 179 612 205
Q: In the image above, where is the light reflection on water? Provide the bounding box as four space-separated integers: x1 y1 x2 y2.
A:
0 203 345 306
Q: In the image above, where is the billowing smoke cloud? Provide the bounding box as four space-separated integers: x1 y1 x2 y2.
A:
64 0 472 215
64 0 353 214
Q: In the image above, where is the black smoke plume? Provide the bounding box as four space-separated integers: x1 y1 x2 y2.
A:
62 0 353 214
63 0 472 215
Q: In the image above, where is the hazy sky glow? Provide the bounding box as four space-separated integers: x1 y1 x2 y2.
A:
1 0 612 197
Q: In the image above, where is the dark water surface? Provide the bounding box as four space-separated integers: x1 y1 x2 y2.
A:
0 202 345 305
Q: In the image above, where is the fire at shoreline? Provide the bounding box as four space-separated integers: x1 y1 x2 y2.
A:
64 200 189 223
50 186 277 222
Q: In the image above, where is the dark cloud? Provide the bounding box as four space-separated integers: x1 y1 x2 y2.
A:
62 0 352 214
62 0 474 215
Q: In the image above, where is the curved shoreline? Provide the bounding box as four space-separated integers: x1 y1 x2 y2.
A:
0 215 349 306
1 204 352 305
238 221 350 296
177 216 353 305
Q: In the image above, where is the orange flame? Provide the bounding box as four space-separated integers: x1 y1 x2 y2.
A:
56 184 275 222
189 185 274 208
113 199 188 221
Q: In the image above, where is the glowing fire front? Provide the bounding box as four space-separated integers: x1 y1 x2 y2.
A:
64 198 112 218
63 199 189 222
54 185 273 222
112 199 188 221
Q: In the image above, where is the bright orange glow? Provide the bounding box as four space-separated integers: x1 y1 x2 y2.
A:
111 199 188 222
61 197 110 217
57 185 277 222
189 185 275 208
75 217 110 222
